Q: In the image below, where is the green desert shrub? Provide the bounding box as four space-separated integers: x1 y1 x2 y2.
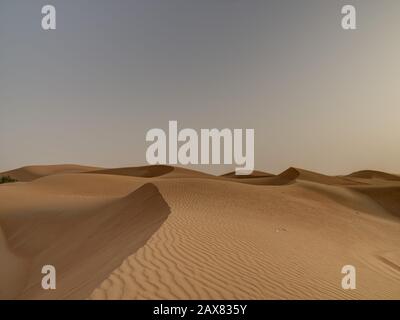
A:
0 176 18 184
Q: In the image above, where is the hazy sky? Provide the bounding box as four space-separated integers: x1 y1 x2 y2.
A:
1 0 399 174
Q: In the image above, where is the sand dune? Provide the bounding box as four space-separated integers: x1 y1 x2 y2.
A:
353 185 400 219
347 170 400 181
88 165 174 178
1 164 101 182
277 167 361 185
220 167 362 186
89 165 214 179
221 170 275 179
1 164 400 299
0 229 27 299
91 178 400 299
0 182 170 299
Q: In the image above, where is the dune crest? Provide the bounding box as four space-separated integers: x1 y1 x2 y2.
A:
221 170 275 179
88 165 174 178
219 167 362 186
1 164 101 182
347 170 400 181
0 183 170 299
277 167 360 185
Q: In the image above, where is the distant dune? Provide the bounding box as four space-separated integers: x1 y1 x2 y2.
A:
89 165 213 179
221 170 275 179
277 167 361 185
347 170 400 181
220 167 362 186
1 164 101 182
1 164 400 299
88 165 174 178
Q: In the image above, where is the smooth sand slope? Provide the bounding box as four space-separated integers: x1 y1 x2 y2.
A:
0 165 400 299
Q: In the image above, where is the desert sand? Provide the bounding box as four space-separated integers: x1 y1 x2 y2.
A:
0 164 399 299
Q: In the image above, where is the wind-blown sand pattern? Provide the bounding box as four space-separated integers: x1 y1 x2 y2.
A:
0 165 400 299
